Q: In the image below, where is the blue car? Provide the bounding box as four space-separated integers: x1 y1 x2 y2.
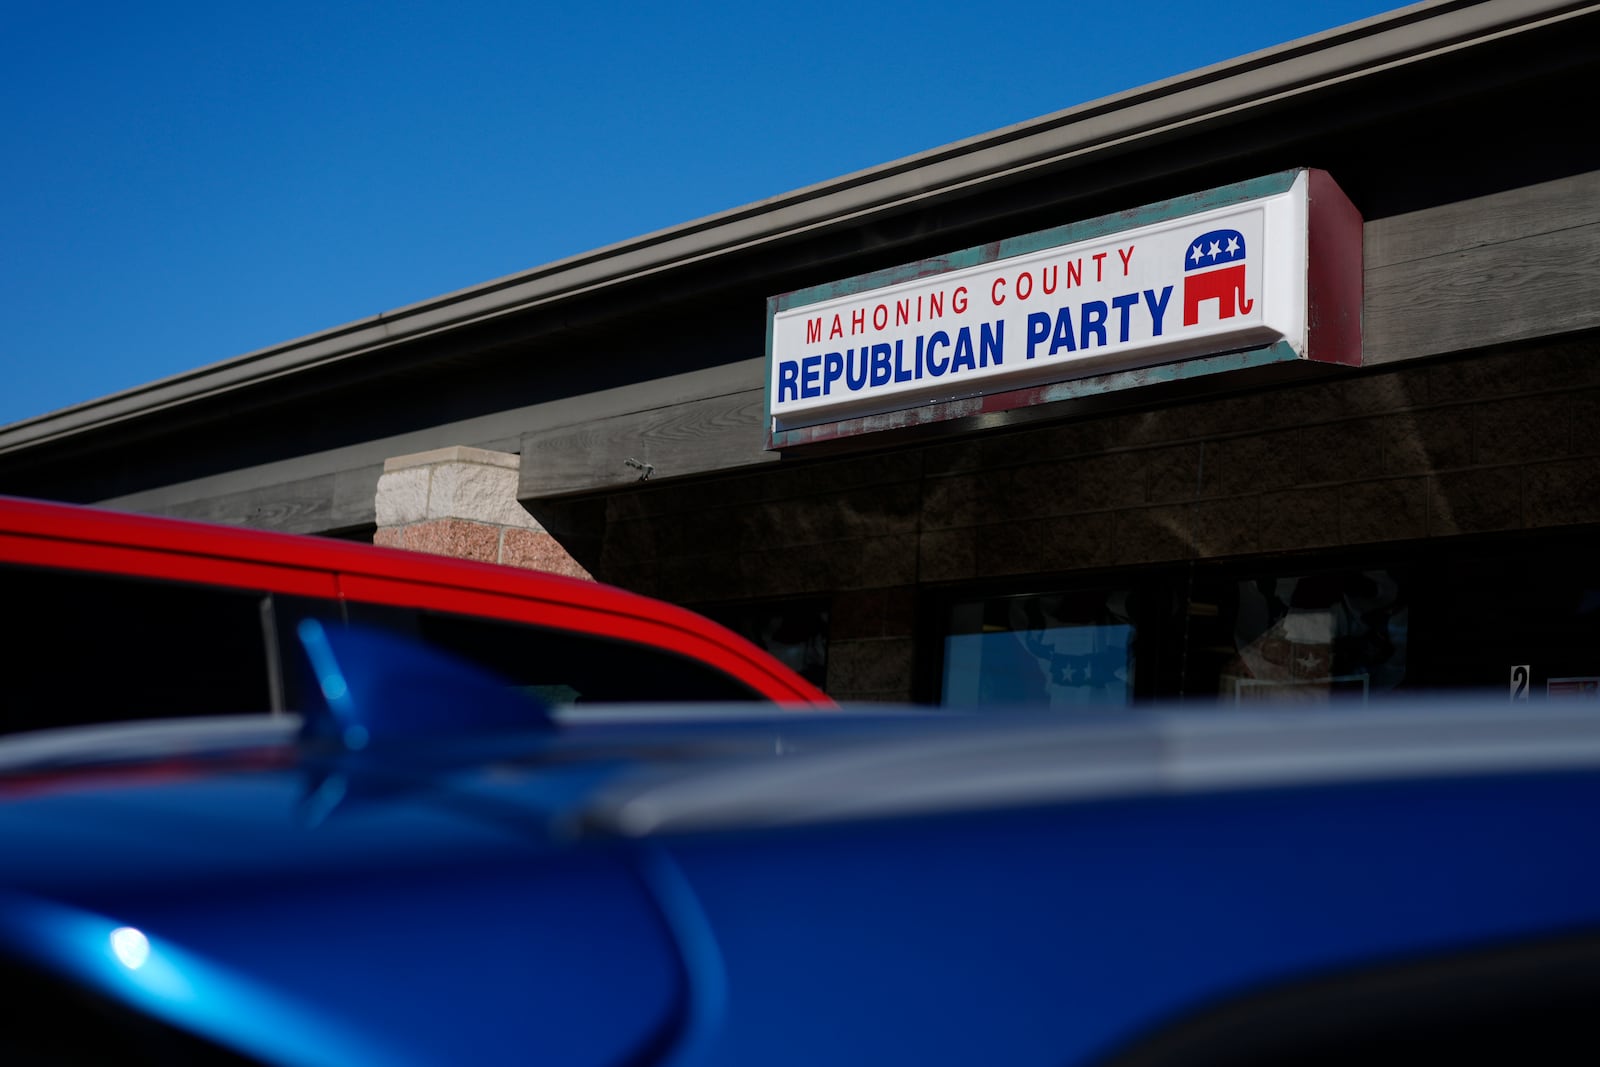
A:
3 623 1600 1065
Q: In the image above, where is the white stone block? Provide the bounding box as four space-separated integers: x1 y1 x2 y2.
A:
428 459 541 528
374 466 430 526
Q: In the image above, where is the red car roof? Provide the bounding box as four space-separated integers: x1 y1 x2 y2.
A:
0 495 830 705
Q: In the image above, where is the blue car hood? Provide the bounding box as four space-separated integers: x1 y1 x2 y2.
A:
0 754 686 1067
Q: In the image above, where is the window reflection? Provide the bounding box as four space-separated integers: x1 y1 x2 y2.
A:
943 590 1135 708
931 530 1600 708
1217 569 1408 705
937 566 1408 709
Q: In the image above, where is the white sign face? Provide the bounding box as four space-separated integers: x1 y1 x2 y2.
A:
769 172 1312 430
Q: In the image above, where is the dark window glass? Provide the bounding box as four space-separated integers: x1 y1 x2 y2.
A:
275 600 764 706
701 599 829 689
929 526 1600 709
936 565 1410 709
941 587 1142 708
1406 536 1600 701
0 565 274 735
1182 566 1409 705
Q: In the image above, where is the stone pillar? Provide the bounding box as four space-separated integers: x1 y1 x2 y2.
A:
373 446 591 580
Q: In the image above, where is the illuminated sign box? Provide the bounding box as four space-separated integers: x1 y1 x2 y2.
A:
765 169 1361 447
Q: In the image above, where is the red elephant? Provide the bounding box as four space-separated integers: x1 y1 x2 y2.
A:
1182 228 1255 326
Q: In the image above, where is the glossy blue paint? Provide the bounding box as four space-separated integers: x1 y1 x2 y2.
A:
0 769 686 1067
661 771 1600 1065
0 893 401 1067
296 619 553 749
6 699 1600 1065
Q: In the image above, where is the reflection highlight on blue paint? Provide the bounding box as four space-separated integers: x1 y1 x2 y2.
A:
299 773 349 828
298 618 353 710
0 892 407 1067
111 926 150 969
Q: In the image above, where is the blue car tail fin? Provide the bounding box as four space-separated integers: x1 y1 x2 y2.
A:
294 619 553 749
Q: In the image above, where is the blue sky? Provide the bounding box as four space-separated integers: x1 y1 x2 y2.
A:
1 0 1400 428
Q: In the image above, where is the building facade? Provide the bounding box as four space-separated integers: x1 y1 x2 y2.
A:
3 0 1598 705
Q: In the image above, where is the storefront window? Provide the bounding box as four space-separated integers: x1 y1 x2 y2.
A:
1186 568 1409 705
942 589 1136 708
934 564 1408 709
929 529 1600 709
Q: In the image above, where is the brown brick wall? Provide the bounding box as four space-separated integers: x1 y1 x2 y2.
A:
375 519 592 579
582 335 1600 702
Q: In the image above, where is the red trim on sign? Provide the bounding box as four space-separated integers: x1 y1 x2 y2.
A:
1306 168 1365 367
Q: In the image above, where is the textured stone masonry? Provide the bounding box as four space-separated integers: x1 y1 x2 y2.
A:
374 446 591 580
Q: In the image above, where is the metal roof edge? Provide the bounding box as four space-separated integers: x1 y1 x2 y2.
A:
591 703 1600 835
3 0 1591 455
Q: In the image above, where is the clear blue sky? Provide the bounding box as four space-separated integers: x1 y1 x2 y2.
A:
0 0 1400 428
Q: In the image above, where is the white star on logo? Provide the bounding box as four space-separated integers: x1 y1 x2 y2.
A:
1190 244 1203 265
1225 236 1240 256
1207 240 1222 260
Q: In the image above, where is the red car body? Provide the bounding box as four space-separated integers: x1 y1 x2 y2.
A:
0 495 830 717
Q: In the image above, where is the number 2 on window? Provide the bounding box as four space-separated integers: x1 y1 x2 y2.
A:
1510 665 1531 702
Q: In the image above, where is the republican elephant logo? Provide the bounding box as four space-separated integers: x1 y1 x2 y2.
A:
1182 228 1255 326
